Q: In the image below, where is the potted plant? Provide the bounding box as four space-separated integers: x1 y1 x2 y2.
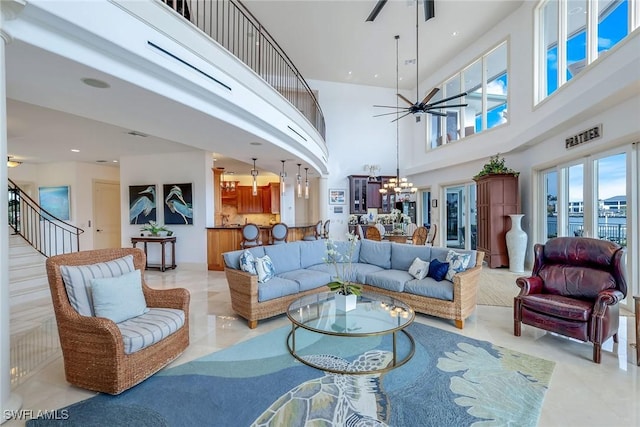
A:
473 154 519 179
324 232 362 311
140 221 171 237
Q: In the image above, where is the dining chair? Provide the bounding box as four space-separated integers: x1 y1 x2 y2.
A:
270 222 288 245
322 219 331 239
303 220 323 241
241 223 262 248
375 223 386 237
366 226 382 241
412 226 428 245
426 224 438 246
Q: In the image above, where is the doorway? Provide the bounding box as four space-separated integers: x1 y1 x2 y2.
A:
93 180 121 249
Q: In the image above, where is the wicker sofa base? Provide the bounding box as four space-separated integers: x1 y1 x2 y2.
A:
225 251 483 329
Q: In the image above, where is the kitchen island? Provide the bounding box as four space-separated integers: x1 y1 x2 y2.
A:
207 223 319 271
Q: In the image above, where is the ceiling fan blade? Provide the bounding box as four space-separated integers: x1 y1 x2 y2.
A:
365 0 388 22
424 0 435 21
425 103 468 109
420 88 440 105
373 105 404 109
397 94 415 106
373 110 410 118
390 111 413 122
427 91 468 107
426 110 447 117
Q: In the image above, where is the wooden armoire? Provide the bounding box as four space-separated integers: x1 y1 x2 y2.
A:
474 173 520 268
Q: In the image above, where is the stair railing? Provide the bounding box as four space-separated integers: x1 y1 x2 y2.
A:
8 179 84 257
159 0 326 139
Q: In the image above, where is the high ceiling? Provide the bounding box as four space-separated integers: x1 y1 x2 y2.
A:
6 0 524 174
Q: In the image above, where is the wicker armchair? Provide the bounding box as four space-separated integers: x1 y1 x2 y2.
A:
46 248 190 394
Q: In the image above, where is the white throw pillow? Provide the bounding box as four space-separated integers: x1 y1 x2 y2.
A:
60 254 135 316
445 250 472 282
239 250 257 275
90 269 149 323
408 257 430 280
254 255 275 283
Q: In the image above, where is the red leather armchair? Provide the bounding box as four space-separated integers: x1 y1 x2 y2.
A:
514 237 627 363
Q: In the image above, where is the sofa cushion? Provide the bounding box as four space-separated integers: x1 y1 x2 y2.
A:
255 255 276 283
519 294 593 322
333 240 361 263
224 247 265 270
539 265 616 298
258 277 299 302
239 250 257 275
445 250 472 281
351 263 385 283
264 243 302 274
300 240 327 268
60 254 135 316
279 269 332 292
408 257 429 280
90 269 149 324
405 278 454 301
359 240 391 269
117 308 185 354
391 244 431 271
427 259 449 282
365 270 412 292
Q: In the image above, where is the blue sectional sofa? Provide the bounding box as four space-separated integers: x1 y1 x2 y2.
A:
223 239 484 329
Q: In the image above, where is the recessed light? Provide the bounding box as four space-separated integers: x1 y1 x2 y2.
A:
348 71 352 75
374 74 379 78
451 31 459 37
81 78 110 89
250 142 262 146
70 149 80 153
112 160 119 163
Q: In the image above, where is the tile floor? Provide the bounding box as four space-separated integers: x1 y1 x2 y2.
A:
6 268 639 426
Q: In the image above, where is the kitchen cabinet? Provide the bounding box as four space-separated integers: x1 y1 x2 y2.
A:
269 183 280 214
237 186 263 213
349 175 396 214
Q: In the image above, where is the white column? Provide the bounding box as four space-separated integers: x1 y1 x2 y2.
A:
1 2 23 422
318 176 328 222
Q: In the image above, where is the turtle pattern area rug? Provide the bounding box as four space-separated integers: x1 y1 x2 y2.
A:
28 323 554 427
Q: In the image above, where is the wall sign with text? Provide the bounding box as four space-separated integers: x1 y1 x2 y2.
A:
565 124 602 149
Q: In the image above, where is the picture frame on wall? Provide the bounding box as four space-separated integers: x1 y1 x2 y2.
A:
366 208 378 223
39 186 70 221
329 188 346 205
129 185 157 224
163 183 193 225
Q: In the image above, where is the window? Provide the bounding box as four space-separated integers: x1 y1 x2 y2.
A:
536 0 637 102
428 41 508 149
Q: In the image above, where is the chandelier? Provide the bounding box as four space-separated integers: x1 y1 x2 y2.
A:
219 168 236 192
380 35 417 197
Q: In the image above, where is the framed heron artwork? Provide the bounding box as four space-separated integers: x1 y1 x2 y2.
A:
163 183 193 225
129 185 157 225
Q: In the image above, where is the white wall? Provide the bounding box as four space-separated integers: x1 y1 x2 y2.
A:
8 161 119 250
119 150 212 269
308 80 409 238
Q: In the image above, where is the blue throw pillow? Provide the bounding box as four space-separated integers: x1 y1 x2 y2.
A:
240 250 257 275
254 255 275 283
90 269 149 323
427 259 450 282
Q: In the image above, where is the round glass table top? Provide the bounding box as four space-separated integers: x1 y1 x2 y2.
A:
287 291 415 336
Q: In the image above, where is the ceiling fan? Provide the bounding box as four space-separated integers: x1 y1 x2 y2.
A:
371 0 467 122
366 0 434 22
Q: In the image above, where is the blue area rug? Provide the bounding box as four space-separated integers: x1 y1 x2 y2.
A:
27 323 554 426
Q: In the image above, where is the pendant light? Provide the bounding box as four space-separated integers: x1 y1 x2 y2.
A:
250 158 259 196
280 160 287 194
296 163 302 198
304 167 309 199
379 35 417 198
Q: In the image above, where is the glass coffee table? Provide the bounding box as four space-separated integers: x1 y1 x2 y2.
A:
286 291 415 374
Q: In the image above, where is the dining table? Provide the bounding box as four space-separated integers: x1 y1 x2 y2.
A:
384 233 410 244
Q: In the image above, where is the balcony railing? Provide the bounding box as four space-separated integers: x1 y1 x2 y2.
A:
160 0 326 139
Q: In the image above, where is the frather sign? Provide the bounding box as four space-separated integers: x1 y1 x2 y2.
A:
565 124 602 149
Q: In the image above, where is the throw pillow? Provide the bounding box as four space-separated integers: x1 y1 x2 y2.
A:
427 259 450 282
408 257 429 280
445 250 472 281
239 250 257 275
60 254 135 316
90 269 149 323
254 255 275 283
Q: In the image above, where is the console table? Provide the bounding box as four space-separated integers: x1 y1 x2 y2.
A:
131 236 177 272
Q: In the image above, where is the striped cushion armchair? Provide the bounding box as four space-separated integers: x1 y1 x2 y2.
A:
46 248 190 394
